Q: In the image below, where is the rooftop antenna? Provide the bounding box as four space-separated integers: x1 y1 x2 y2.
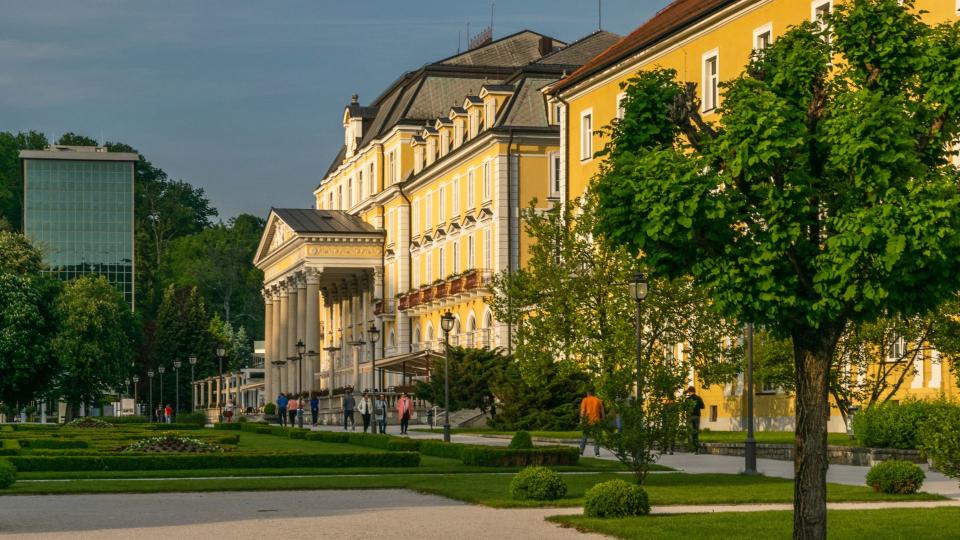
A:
598 0 603 30
457 30 461 54
490 2 495 38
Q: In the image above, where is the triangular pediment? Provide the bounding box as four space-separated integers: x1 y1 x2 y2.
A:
254 211 298 267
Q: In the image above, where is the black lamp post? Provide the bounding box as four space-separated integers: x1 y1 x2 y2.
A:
147 370 155 422
368 323 381 392
296 339 307 428
189 355 197 411
132 375 140 416
216 344 226 422
173 360 182 415
744 323 758 475
629 272 649 399
158 366 166 420
440 310 456 442
124 378 130 416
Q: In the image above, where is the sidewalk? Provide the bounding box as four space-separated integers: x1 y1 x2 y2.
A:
306 423 960 499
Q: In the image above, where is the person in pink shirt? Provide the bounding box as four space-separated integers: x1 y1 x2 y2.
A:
286 396 299 427
396 392 414 435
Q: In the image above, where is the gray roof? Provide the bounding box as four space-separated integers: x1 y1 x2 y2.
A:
273 208 382 235
501 76 557 127
20 149 139 162
440 30 565 67
534 30 622 66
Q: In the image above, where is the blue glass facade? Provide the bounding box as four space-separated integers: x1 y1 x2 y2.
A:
23 156 135 307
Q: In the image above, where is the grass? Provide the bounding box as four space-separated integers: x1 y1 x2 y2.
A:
550 508 960 540
3 471 943 506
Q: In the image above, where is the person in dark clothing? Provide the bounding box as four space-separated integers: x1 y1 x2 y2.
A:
276 393 288 427
342 389 356 431
310 394 319 426
685 386 705 454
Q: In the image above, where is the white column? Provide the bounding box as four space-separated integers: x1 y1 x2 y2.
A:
911 348 925 389
263 290 274 405
306 269 321 392
286 280 299 394
930 349 942 389
278 285 289 395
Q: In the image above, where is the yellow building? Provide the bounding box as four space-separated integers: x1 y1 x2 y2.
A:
546 0 960 431
254 30 620 417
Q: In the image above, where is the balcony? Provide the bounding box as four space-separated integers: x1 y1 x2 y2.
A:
374 299 396 316
397 269 496 312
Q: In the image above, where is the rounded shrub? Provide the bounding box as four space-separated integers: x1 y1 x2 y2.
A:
866 460 925 494
262 403 276 415
508 431 534 450
509 466 567 501
584 479 650 518
0 460 16 489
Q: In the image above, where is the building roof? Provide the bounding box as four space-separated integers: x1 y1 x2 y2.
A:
549 0 736 94
272 208 382 235
439 30 560 67
20 147 139 162
533 30 622 68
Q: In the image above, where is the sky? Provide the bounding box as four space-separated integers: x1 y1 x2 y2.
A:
0 1 669 220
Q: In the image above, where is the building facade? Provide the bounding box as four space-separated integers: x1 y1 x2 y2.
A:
546 0 960 431
21 145 138 307
254 30 620 410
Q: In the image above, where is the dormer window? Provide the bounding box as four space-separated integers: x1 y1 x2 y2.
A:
426 138 436 166
440 131 449 157
469 109 480 138
454 121 464 147
485 100 496 127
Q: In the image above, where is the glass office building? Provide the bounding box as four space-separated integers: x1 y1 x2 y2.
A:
21 146 138 308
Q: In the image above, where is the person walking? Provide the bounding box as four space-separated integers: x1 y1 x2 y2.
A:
342 389 356 431
287 395 299 427
224 400 235 423
375 393 388 434
685 385 706 454
154 406 163 424
579 389 604 457
163 404 173 424
358 391 373 433
276 392 288 427
396 392 414 435
310 393 319 426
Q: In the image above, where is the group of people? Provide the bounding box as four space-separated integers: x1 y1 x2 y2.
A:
276 392 320 428
341 390 414 434
578 386 706 456
275 389 416 435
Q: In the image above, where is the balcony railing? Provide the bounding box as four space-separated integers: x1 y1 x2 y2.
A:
374 299 397 316
398 269 496 311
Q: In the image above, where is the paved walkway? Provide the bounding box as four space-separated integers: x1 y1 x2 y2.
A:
0 490 604 540
309 423 960 499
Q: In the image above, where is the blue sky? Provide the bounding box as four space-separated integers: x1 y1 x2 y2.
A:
0 1 668 219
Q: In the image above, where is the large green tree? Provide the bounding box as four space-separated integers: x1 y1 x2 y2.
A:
152 285 218 409
52 275 136 415
592 2 960 537
415 347 507 415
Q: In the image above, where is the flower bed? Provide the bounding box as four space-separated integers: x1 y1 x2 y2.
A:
121 435 223 453
66 418 115 429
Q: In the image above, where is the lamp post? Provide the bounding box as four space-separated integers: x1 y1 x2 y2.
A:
629 272 649 399
158 366 166 419
147 370 155 422
189 355 197 411
744 323 758 475
216 344 226 422
368 323 381 392
440 310 456 443
295 339 306 428
132 375 140 416
124 379 130 416
173 360 182 415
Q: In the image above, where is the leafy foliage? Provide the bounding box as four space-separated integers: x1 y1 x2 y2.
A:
852 399 954 449
488 357 589 431
583 479 650 518
414 347 507 414
917 403 960 479
865 460 925 494
509 466 567 500
0 460 15 489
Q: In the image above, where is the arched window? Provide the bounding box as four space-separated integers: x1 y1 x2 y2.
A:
426 322 434 342
483 311 493 328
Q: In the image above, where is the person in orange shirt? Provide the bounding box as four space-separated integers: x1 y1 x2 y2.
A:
579 389 605 457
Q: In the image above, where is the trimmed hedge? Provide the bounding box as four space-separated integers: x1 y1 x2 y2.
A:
345 433 421 452
8 451 421 472
289 429 307 439
584 479 650 517
175 412 208 425
0 449 19 456
305 431 349 443
509 466 567 500
1 439 20 450
418 440 466 460
509 431 534 450
461 446 579 467
0 460 15 489
20 439 89 449
852 399 956 449
866 460 925 494
100 416 150 424
213 423 242 431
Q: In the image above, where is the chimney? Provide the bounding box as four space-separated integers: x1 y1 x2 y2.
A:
539 36 553 57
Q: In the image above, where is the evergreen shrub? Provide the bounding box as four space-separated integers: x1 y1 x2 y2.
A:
508 431 534 449
583 479 650 518
866 460 925 494
461 446 578 467
509 466 567 500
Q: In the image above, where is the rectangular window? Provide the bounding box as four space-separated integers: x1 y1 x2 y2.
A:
387 151 396 184
452 176 460 214
467 169 476 209
482 161 491 201
888 335 906 360
438 187 445 222
580 111 593 161
467 235 475 269
753 23 773 51
358 170 365 200
425 192 432 229
709 405 718 423
338 186 343 209
425 252 432 283
346 179 353 208
812 1 832 34
616 93 627 119
483 229 492 270
413 256 420 287
369 163 375 194
453 241 460 273
387 209 394 243
552 103 562 125
328 192 333 210
548 151 562 198
702 52 719 112
412 200 419 234
439 247 445 278
485 100 496 127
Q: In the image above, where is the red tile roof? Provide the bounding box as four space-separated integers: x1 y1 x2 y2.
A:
548 0 736 94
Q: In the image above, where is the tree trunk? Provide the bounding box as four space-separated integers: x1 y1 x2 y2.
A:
792 326 840 540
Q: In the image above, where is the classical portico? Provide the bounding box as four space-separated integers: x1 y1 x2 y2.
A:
254 208 385 405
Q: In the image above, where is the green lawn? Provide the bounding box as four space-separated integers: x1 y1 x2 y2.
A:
4 471 943 507
550 508 960 540
232 431 382 453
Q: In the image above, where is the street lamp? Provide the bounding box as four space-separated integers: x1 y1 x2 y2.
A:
216 344 226 422
132 375 140 416
368 322 381 392
629 272 649 399
158 366 166 420
440 310 456 443
189 355 197 411
173 360 182 416
124 378 130 416
147 370 155 422
744 323 758 475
